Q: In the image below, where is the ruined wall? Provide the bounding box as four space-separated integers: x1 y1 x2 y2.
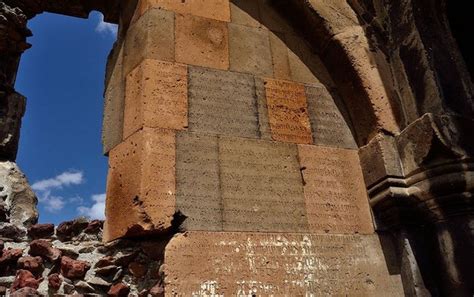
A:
101 0 405 295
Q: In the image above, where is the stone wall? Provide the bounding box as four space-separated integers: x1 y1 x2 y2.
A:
101 0 405 295
1 218 168 296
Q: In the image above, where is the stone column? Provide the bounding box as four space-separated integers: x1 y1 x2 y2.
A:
360 114 474 296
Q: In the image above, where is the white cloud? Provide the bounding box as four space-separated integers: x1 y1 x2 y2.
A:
32 170 84 213
77 193 106 220
32 171 84 191
36 190 66 213
95 13 118 37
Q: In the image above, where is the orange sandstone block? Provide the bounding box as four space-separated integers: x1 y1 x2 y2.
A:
104 128 176 242
298 145 375 234
123 60 188 139
264 78 312 144
137 0 230 22
175 14 229 70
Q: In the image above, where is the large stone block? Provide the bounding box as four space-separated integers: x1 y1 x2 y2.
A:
164 232 404 295
305 85 357 148
102 43 125 155
286 34 333 86
219 137 307 232
269 31 292 81
175 14 229 70
176 132 221 231
123 60 188 139
137 0 231 22
298 144 374 234
359 134 403 188
229 23 273 77
123 8 175 76
230 0 261 28
104 128 176 242
264 78 312 144
187 66 259 138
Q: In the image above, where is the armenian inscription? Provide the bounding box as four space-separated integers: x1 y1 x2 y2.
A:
264 78 312 144
305 85 356 148
123 59 187 139
188 67 259 138
219 137 307 232
164 232 403 296
298 145 374 234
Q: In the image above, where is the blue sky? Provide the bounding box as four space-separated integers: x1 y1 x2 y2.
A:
15 12 117 224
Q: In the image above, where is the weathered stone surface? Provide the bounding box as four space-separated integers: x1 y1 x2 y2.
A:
359 134 403 188
164 232 404 295
298 145 374 234
230 0 261 28
137 0 231 22
305 85 356 148
0 161 38 229
187 66 258 138
27 223 54 239
264 78 312 144
47 273 61 290
0 248 23 276
175 14 229 70
60 256 90 280
0 224 25 240
10 286 39 296
286 34 332 85
17 256 43 276
123 8 175 76
176 134 308 232
229 23 273 77
219 137 307 232
102 41 124 155
0 93 25 161
104 128 176 242
11 270 39 292
56 218 89 241
108 282 130 297
176 132 220 231
29 239 61 262
83 220 103 234
269 30 292 81
149 282 165 296
123 60 188 139
94 256 115 268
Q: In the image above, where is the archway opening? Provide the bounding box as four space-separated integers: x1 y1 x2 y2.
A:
15 11 117 224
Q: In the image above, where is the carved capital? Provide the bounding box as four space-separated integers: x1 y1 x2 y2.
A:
360 113 474 229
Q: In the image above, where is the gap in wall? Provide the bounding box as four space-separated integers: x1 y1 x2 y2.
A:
15 12 117 224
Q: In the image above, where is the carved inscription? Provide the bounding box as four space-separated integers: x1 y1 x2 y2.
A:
188 67 259 138
219 137 307 232
298 145 374 234
164 232 404 295
305 85 357 148
264 79 312 144
176 132 221 231
124 60 187 139
105 128 176 241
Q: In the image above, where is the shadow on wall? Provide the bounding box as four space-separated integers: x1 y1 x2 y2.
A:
230 0 359 147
